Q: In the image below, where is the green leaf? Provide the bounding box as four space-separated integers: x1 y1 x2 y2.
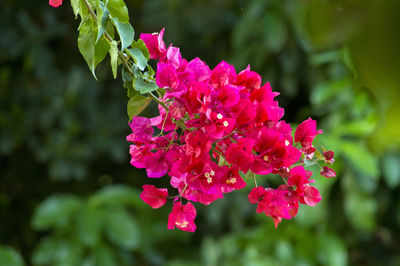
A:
32 195 82 230
78 0 89 22
218 155 227 167
311 78 352 110
135 77 158 94
343 173 377 231
340 141 379 179
314 149 324 160
275 241 293 264
296 194 326 227
33 237 82 266
127 48 147 71
127 95 151 120
104 208 140 249
89 185 142 208
131 39 150 61
111 17 134 51
201 237 220 266
127 82 137 97
106 0 134 51
345 190 377 231
318 234 348 266
107 0 129 23
304 158 316 168
382 153 400 188
310 50 341 66
78 19 96 77
76 206 103 247
95 37 110 66
105 20 116 39
109 41 118 79
78 18 110 78
92 245 117 266
263 14 287 52
338 119 377 137
96 0 110 43
32 238 57 265
122 68 138 98
71 0 80 18
146 64 155 77
0 245 24 266
122 67 134 91
342 45 357 77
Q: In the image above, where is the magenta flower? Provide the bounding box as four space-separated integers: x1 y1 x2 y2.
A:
144 150 169 178
236 65 262 93
294 118 323 148
220 166 246 193
184 131 211 159
301 186 322 206
140 185 168 209
248 186 298 228
129 116 154 142
210 61 237 89
167 202 197 232
165 46 183 69
139 28 166 60
287 166 312 196
186 57 211 82
217 84 240 109
156 63 179 89
49 0 62 7
129 145 150 169
248 187 269 213
261 188 292 220
125 28 335 231
225 138 255 173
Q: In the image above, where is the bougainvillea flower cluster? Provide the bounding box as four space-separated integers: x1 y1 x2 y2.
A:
128 29 335 232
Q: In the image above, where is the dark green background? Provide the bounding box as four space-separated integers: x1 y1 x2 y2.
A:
1 0 400 265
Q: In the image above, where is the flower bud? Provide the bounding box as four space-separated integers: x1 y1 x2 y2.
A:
320 166 336 178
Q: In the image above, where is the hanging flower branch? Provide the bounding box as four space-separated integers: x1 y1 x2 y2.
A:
50 0 336 232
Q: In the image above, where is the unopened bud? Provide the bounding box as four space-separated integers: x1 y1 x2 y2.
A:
320 166 336 178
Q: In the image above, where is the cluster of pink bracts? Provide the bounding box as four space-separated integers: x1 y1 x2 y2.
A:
129 29 336 231
49 0 335 232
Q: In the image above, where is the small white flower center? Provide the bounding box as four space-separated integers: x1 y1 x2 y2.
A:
210 170 215 176
207 177 213 184
217 113 223 119
205 172 210 178
226 178 237 184
263 155 269 161
285 140 290 146
223 121 229 127
176 221 188 228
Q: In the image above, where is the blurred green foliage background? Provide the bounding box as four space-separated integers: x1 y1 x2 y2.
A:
1 0 400 265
